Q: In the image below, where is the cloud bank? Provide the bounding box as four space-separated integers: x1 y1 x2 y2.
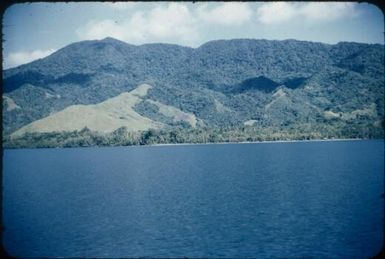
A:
76 2 359 46
5 2 362 68
4 49 56 69
197 2 252 26
76 2 253 46
257 2 357 25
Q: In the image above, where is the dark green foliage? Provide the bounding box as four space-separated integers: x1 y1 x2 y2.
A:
53 73 93 85
235 76 280 93
4 121 383 149
283 77 308 89
3 71 52 92
2 38 384 143
134 100 174 125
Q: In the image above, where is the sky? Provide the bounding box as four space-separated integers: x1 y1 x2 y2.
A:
2 1 384 69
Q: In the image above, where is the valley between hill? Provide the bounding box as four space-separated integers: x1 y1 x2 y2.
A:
3 37 384 148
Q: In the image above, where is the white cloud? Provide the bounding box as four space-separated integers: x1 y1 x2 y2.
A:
77 3 198 45
76 2 256 46
4 49 56 69
78 19 127 41
257 2 357 25
145 3 197 40
299 2 357 21
106 2 136 10
197 2 252 25
256 2 296 25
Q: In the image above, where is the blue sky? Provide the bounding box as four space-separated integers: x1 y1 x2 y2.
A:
2 1 384 69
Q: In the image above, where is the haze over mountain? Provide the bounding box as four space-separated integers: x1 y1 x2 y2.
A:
3 37 384 141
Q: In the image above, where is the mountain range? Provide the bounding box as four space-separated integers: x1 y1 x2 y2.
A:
2 37 384 145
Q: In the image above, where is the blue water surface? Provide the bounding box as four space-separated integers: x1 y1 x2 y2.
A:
3 140 384 257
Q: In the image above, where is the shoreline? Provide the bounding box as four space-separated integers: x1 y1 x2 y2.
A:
145 137 369 147
4 137 382 150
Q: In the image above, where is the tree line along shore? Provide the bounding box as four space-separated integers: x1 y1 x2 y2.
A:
3 122 383 149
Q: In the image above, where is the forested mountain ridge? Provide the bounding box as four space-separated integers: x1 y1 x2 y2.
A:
2 37 384 146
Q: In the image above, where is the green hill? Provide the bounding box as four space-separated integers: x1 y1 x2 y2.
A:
3 38 384 147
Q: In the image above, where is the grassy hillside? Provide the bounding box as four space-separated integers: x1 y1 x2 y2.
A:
11 84 163 137
2 38 384 146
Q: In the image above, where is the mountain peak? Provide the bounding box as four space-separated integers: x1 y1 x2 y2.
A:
101 37 122 42
2 37 384 139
